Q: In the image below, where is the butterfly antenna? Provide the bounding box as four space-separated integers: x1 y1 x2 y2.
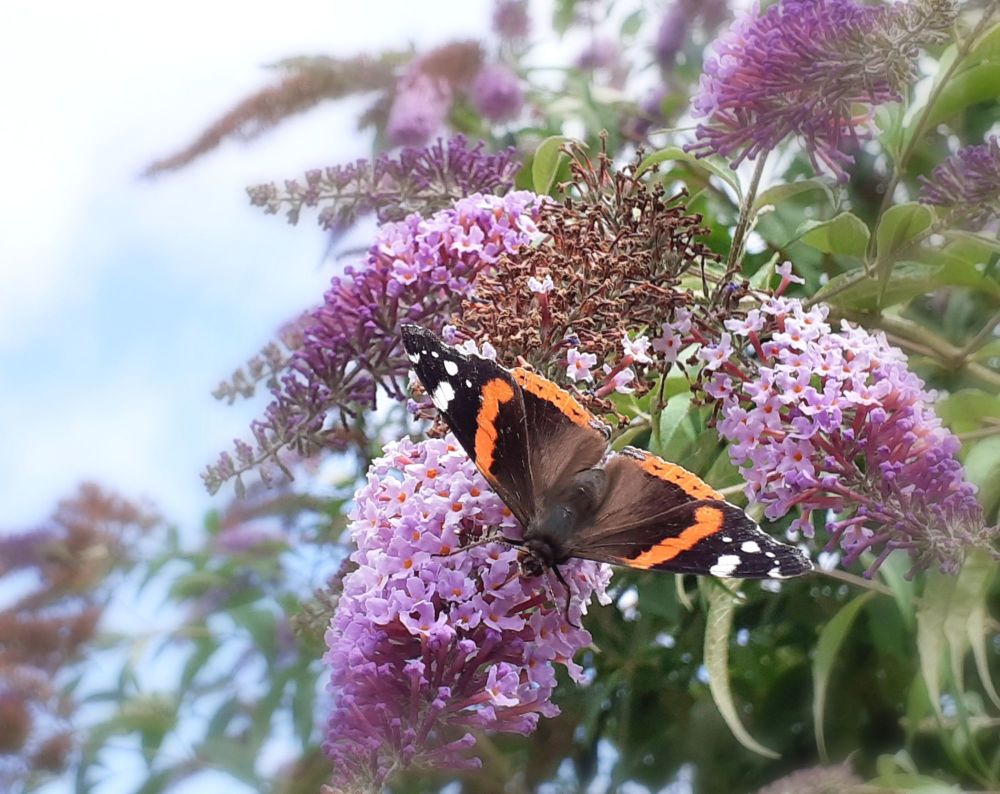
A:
551 565 579 630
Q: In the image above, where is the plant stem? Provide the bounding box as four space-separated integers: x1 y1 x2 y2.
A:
721 154 768 287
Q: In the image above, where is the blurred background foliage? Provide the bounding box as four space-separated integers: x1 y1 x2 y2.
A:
2 0 999 792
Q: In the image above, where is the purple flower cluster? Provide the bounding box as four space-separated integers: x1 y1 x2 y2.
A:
323 435 611 791
247 136 519 229
687 0 950 179
471 64 524 122
205 191 545 494
654 1 690 66
387 67 452 147
919 136 1000 227
492 0 530 41
702 296 989 574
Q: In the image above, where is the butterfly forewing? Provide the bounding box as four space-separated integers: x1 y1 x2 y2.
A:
510 367 609 497
401 325 536 525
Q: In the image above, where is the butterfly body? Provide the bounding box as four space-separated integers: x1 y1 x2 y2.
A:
402 324 812 581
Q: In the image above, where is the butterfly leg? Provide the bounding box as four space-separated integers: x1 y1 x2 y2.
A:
432 528 518 558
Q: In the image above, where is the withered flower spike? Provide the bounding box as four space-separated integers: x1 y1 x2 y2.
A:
455 143 718 419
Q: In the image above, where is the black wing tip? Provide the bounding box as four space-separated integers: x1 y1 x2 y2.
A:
401 323 428 347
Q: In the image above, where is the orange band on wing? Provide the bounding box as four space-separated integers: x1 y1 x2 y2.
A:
627 505 724 569
474 378 515 477
511 368 594 429
637 452 723 500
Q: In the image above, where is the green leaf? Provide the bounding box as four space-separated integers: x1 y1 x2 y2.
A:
531 136 570 196
967 22 1000 65
924 62 1000 129
943 552 997 696
875 203 933 264
636 146 740 194
964 437 1000 520
751 178 833 216
180 637 219 691
654 392 699 460
916 572 952 719
748 252 781 292
703 581 780 759
292 669 318 746
878 551 916 629
197 737 260 787
813 592 874 761
813 261 1000 311
620 9 644 36
968 600 1000 710
793 212 869 258
934 389 1000 435
230 605 279 664
943 230 1000 259
875 101 906 160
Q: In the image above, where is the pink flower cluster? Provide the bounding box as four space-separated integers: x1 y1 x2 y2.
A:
702 296 988 574
323 435 611 790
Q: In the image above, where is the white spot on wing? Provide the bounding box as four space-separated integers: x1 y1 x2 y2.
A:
767 565 784 578
431 381 455 410
721 536 732 543
408 352 421 364
741 540 761 554
709 554 741 577
465 379 472 388
431 350 440 358
444 360 459 376
765 551 776 559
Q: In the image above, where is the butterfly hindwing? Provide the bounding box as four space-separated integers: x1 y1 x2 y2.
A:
401 325 536 525
568 447 812 578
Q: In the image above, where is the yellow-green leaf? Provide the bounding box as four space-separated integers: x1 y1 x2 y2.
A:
531 136 571 195
704 581 780 759
813 592 875 761
794 212 869 258
875 203 933 264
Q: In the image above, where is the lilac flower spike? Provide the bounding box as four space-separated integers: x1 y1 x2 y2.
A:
687 0 954 179
707 297 992 575
204 191 545 494
387 69 452 147
247 135 520 229
919 136 1000 227
323 436 611 791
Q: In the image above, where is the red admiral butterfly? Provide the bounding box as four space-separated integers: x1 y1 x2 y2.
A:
402 325 812 582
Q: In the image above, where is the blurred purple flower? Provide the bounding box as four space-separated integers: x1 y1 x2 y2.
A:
705 296 992 575
471 64 524 122
576 37 617 70
687 0 954 179
387 69 452 147
919 136 1000 227
323 435 611 790
205 191 545 494
214 524 285 556
655 1 689 65
492 0 530 40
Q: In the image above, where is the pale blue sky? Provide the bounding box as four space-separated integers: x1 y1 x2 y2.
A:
0 0 492 534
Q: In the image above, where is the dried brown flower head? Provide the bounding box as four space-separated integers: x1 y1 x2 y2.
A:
455 141 718 414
